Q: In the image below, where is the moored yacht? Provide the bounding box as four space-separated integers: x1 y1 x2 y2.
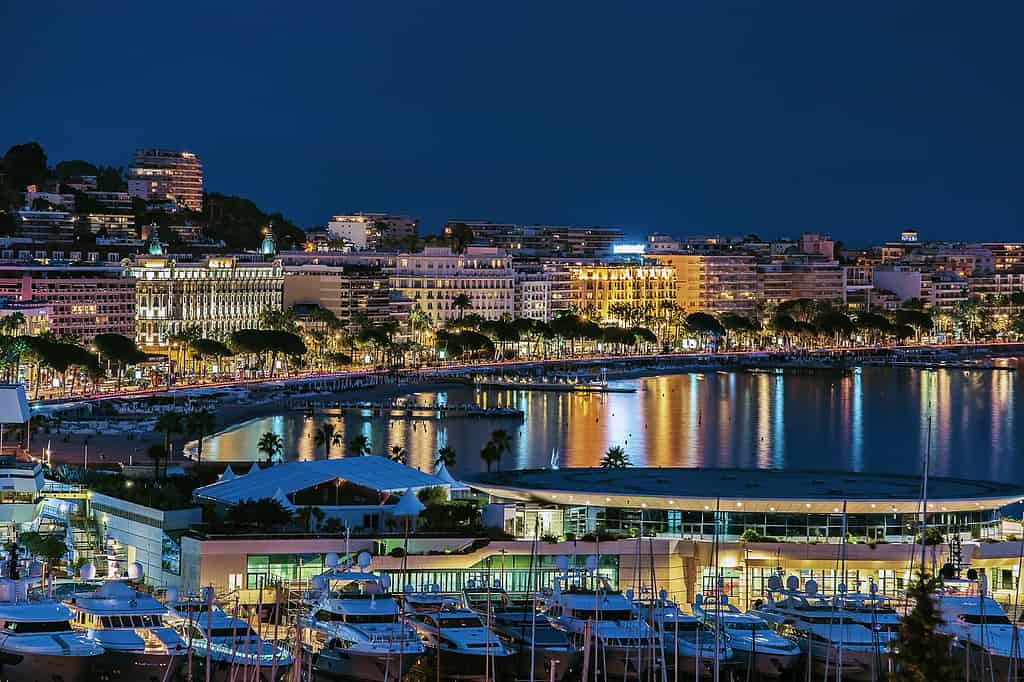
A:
403 587 512 682
165 589 293 682
750 575 892 682
692 593 800 678
0 543 103 682
462 579 581 681
541 565 655 680
301 552 423 682
65 562 186 682
633 592 734 679
934 576 1024 680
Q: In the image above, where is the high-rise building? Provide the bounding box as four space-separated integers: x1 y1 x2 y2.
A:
568 262 676 323
756 255 846 306
513 260 572 321
326 213 419 250
390 247 515 325
127 149 204 212
13 209 76 242
0 265 135 341
283 263 399 333
647 253 759 314
444 221 624 258
125 254 283 349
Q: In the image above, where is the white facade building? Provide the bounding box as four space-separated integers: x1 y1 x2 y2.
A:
326 213 419 250
391 247 515 325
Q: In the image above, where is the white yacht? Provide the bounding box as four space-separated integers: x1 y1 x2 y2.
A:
401 582 460 613
749 575 892 682
0 456 44 525
692 593 800 678
462 580 582 681
541 567 655 680
65 562 186 682
165 589 293 682
0 545 103 682
301 553 424 682
935 576 1024 680
402 586 512 681
633 592 734 679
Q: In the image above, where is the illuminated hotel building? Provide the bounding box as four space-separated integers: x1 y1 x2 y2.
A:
283 263 399 333
568 262 675 322
0 265 135 341
390 247 514 325
647 253 758 314
125 254 283 349
127 149 204 212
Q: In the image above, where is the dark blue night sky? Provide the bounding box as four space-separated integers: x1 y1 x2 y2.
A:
3 1 1021 243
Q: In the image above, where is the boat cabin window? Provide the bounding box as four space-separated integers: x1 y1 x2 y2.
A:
344 614 396 624
667 620 703 632
530 625 570 645
209 626 256 637
960 613 1012 625
725 621 771 632
314 610 346 622
3 620 73 633
101 615 161 628
440 615 484 628
572 608 634 622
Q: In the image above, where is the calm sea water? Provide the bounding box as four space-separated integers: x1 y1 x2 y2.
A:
197 364 1022 484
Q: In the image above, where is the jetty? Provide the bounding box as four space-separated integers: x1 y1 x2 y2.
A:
293 400 524 421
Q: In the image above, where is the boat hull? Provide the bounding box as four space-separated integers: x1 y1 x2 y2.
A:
313 646 420 682
504 645 581 681
586 642 654 680
424 648 514 681
805 641 892 682
91 650 182 682
0 650 98 682
731 648 801 678
194 656 293 682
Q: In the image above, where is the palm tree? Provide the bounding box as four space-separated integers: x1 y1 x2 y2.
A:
453 293 472 319
489 429 512 471
314 422 342 458
600 445 630 469
257 431 284 465
185 409 216 465
148 443 167 481
435 445 456 470
348 435 371 457
480 441 500 472
389 445 407 465
155 411 183 460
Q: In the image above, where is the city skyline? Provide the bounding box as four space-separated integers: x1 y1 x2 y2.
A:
4 2 1022 243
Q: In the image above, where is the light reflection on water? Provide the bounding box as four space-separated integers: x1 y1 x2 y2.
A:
199 366 1023 483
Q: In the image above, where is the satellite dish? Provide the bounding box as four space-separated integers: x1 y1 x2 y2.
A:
694 593 704 606
357 551 372 570
325 552 339 569
80 562 96 580
165 587 179 604
837 582 848 594
554 556 570 572
805 579 819 596
585 555 598 571
767 575 783 592
785 575 799 591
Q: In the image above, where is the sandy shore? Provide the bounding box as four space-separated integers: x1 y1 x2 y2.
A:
40 381 466 468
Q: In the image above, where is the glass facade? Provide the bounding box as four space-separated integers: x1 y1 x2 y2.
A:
244 552 618 593
563 506 1002 542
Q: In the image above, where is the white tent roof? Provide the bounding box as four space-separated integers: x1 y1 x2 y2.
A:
219 465 236 482
194 456 447 507
434 461 469 490
246 463 261 477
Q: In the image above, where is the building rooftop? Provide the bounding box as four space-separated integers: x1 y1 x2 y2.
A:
194 456 446 507
467 467 1024 514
